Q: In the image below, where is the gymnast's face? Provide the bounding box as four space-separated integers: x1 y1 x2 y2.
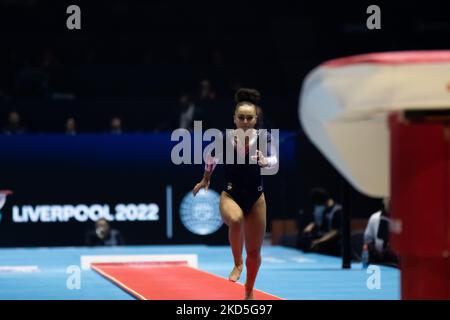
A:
234 104 257 131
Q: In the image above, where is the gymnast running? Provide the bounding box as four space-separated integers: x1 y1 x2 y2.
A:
192 88 278 300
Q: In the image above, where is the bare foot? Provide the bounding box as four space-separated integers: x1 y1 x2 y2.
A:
228 263 243 282
244 290 254 300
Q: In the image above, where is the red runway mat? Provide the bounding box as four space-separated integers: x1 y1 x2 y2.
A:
91 262 282 300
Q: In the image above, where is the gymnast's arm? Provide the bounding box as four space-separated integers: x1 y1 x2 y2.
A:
253 143 278 168
192 154 219 196
264 143 278 168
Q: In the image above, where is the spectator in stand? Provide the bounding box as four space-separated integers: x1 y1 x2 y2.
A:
110 116 123 134
3 111 27 135
177 93 198 131
65 117 77 135
195 79 217 130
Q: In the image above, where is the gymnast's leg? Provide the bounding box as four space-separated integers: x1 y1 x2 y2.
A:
220 191 244 282
243 193 266 300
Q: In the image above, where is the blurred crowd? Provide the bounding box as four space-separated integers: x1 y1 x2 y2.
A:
1 77 272 134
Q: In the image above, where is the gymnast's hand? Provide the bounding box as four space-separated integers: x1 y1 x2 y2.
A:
192 178 210 197
251 150 268 168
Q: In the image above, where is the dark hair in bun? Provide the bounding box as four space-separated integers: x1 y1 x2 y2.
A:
235 88 261 105
234 88 261 114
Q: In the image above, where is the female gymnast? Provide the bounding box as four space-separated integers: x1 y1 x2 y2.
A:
192 88 278 300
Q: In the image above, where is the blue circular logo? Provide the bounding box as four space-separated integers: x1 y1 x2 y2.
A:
179 189 223 235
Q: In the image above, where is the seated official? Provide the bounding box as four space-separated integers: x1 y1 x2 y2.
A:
85 218 124 246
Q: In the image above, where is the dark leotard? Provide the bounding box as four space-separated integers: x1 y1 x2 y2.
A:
206 129 277 214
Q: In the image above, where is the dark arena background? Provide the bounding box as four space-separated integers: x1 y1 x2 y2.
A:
0 0 449 304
